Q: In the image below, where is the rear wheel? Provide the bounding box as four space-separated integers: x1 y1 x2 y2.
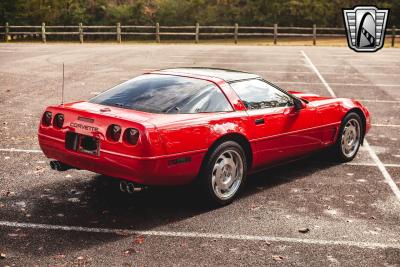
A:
333 112 363 162
200 141 247 206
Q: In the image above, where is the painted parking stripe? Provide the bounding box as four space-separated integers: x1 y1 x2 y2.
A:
345 162 400 168
0 220 399 249
301 50 400 202
371 124 400 128
1 148 400 167
141 69 400 77
160 62 394 67
2 147 400 169
300 51 337 97
359 99 400 103
0 148 42 153
274 81 400 87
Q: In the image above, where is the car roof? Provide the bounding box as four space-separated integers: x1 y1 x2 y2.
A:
153 67 260 83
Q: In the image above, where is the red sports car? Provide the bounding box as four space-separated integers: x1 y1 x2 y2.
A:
38 68 371 205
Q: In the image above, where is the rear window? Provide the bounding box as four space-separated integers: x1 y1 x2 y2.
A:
89 74 233 114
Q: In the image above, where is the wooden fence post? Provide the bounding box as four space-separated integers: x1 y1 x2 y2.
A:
392 26 396 47
41 22 46 43
234 23 238 44
117 22 121 43
79 22 83 43
313 24 316 45
5 22 9 42
156 22 160 43
195 23 199 43
273 23 278 45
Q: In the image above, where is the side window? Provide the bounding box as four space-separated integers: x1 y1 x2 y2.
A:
230 79 293 110
170 84 233 114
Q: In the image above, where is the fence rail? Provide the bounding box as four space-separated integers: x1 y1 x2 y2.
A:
1 22 399 46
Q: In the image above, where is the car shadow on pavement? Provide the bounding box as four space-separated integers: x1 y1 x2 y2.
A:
0 151 343 257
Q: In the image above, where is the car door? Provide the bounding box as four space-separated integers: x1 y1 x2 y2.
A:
230 79 321 170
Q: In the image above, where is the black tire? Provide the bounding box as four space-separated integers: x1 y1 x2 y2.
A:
199 141 248 206
332 112 363 162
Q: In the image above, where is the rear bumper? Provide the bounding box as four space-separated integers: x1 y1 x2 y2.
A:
38 133 205 186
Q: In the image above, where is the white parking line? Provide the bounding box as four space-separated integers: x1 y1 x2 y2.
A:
140 68 400 77
160 61 394 68
358 99 400 103
2 148 400 167
372 124 400 128
300 52 337 97
169 55 300 60
301 50 400 202
275 81 400 87
0 148 42 153
235 70 400 77
0 220 399 249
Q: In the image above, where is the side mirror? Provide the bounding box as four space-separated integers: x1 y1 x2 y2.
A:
293 98 305 111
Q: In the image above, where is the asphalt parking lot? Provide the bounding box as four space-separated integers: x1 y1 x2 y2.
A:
0 43 399 266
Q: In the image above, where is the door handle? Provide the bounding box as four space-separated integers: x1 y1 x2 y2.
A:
255 118 265 125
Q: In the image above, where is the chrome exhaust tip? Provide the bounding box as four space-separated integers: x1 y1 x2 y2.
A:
119 181 128 193
50 161 71 171
119 181 143 194
50 160 57 170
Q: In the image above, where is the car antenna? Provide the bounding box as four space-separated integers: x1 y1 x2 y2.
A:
61 62 65 105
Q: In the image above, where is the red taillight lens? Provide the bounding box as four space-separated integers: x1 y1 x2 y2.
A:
42 111 52 126
53 113 64 128
124 128 139 145
107 124 121 141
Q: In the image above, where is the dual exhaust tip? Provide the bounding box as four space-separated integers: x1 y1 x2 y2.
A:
119 180 143 194
50 160 72 171
50 161 143 194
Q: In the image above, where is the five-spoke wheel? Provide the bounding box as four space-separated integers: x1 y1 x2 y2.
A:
333 112 363 162
211 149 244 200
200 141 247 206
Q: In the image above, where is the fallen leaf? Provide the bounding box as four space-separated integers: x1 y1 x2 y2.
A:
123 248 137 255
298 228 310 233
6 191 15 197
272 255 284 261
133 235 145 245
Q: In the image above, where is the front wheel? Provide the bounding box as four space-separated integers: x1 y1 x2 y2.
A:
332 112 363 162
200 141 247 206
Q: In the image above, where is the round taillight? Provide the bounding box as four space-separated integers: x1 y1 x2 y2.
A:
42 111 52 126
54 113 64 128
124 128 139 145
107 124 121 141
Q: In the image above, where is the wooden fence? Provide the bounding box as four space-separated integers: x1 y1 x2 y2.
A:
1 23 399 46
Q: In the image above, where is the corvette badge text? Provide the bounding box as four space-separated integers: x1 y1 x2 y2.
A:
343 6 389 52
70 122 99 132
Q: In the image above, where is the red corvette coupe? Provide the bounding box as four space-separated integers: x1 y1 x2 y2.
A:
38 68 371 205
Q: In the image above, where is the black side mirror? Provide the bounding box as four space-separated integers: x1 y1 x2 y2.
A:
293 98 305 111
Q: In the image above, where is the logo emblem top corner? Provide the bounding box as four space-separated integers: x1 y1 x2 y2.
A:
343 6 389 52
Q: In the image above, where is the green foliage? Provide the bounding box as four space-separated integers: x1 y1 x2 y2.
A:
0 0 399 26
